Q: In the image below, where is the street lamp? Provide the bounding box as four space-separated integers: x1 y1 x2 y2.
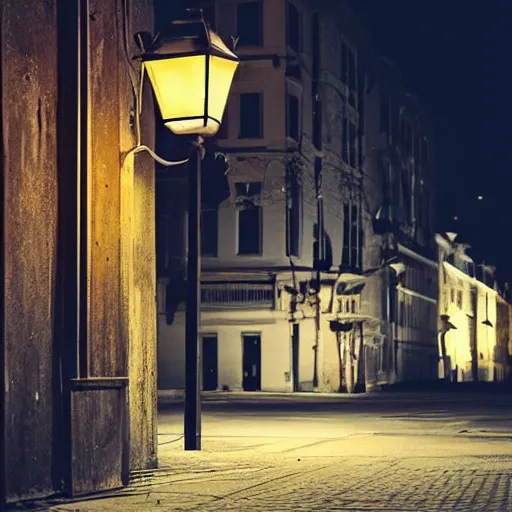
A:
140 12 238 136
137 10 239 451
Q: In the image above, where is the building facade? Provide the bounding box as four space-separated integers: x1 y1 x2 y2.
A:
436 233 512 383
157 0 440 393
360 55 439 389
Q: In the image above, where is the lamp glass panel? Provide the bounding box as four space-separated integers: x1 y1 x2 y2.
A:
207 55 238 131
145 54 206 135
164 117 219 137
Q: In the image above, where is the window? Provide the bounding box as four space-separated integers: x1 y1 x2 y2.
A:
341 118 357 168
287 1 301 53
349 121 357 168
341 41 348 84
380 92 390 133
312 97 322 150
422 137 429 167
400 120 406 153
201 282 274 307
342 201 363 269
201 208 218 257
237 1 262 47
457 290 463 309
399 299 405 326
348 48 356 91
381 158 392 207
286 173 301 257
401 120 413 156
236 182 262 255
348 48 356 107
406 124 413 155
287 94 299 141
239 93 263 138
341 41 357 104
401 169 411 221
155 183 187 278
341 117 348 163
414 134 420 163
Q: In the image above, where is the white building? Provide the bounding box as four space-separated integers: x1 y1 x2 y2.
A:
156 0 439 393
436 233 503 383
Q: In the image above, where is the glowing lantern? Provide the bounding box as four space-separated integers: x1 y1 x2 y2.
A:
140 11 239 137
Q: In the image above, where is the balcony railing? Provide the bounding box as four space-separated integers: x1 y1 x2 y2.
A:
201 282 274 309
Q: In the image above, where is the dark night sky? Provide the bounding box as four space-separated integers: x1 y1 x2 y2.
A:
350 0 512 280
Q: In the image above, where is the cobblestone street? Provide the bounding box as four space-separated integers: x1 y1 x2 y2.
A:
45 392 512 512
50 448 512 511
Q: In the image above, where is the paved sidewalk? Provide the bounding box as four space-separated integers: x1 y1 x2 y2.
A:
46 433 512 512
158 387 512 406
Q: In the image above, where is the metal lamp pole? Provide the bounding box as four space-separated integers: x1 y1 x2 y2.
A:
136 8 239 453
184 139 202 451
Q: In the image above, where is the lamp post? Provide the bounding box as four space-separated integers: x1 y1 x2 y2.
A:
138 10 239 450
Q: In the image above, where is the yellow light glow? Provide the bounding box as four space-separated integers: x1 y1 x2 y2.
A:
145 55 207 135
207 55 238 129
141 19 239 137
144 53 237 137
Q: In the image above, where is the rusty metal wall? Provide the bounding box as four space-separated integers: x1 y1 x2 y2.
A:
1 0 58 501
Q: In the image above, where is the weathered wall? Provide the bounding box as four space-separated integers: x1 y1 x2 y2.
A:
440 259 504 383
442 264 474 381
2 0 58 500
119 0 158 470
88 0 124 376
158 310 293 392
1 0 158 500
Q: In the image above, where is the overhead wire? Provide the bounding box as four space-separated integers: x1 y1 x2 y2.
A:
120 0 190 167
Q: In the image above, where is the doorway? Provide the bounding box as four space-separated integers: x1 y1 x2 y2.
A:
292 324 299 391
202 335 218 391
242 333 261 391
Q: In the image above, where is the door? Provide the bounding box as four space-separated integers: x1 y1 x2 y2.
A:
242 334 261 391
202 335 218 391
292 324 300 391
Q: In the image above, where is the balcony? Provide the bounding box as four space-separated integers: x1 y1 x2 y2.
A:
201 281 274 309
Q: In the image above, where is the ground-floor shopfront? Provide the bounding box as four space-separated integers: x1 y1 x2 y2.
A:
158 308 321 393
157 262 440 395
